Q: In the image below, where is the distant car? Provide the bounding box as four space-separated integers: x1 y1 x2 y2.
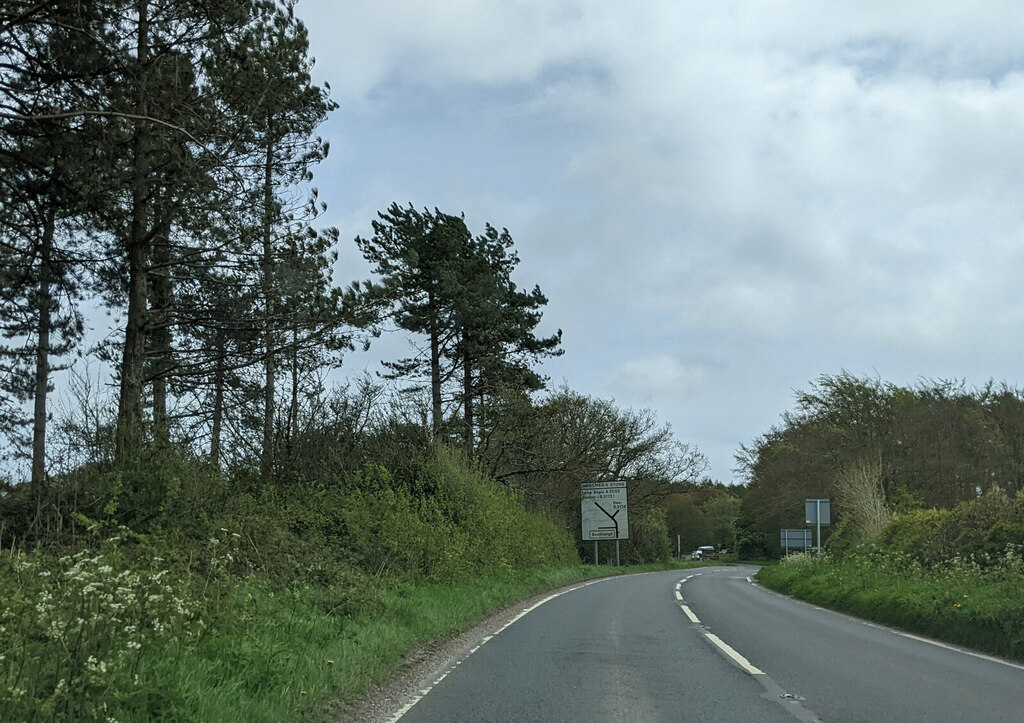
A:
690 550 702 560
698 545 718 560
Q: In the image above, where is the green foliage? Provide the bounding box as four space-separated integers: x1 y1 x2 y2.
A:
0 443 589 721
619 507 672 563
736 373 1024 552
733 518 769 559
338 449 577 582
876 488 1024 567
822 517 863 559
355 203 562 441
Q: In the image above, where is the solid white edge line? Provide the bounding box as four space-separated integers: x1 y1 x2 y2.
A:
895 632 1024 672
747 572 1024 675
680 605 700 624
705 633 765 675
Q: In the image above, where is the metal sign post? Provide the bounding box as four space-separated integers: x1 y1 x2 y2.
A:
781 529 812 554
804 499 831 553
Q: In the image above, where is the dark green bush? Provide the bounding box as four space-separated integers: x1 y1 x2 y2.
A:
878 489 1024 567
823 518 864 558
878 507 954 565
619 507 672 563
335 448 577 582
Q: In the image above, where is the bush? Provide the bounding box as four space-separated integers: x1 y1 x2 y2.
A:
877 489 1024 568
878 507 954 565
0 538 201 721
734 520 769 559
620 507 672 564
336 449 577 582
823 518 864 559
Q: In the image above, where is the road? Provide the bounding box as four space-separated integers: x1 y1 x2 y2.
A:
389 566 1024 722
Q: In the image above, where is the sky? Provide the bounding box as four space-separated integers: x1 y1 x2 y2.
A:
292 0 1024 484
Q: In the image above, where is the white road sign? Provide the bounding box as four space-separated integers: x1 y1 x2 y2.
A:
581 481 629 540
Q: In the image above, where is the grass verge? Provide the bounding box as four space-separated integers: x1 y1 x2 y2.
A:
756 549 1024 661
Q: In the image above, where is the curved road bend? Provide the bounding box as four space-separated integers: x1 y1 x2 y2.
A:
391 566 1024 722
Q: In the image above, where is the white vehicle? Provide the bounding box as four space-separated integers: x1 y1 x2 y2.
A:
693 545 717 561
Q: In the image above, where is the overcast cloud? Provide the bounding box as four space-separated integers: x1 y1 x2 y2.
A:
295 0 1024 483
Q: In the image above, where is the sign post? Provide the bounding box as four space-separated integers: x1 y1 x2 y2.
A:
581 481 629 565
804 499 831 553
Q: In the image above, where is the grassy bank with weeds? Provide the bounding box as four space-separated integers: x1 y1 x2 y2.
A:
757 547 1024 661
0 543 692 722
1 442 700 722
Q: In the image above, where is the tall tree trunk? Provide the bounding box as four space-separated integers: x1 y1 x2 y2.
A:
462 341 474 453
289 328 299 446
32 210 54 507
210 331 225 466
429 290 442 435
261 138 275 480
116 0 151 464
149 213 173 446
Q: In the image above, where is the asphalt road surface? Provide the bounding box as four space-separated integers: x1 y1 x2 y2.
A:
391 566 1024 722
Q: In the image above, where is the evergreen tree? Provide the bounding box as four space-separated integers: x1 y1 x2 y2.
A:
356 204 471 434
0 0 109 507
357 205 561 443
452 223 562 450
206 0 345 478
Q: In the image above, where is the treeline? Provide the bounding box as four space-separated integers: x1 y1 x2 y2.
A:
0 1 707 557
664 481 742 554
736 372 1024 556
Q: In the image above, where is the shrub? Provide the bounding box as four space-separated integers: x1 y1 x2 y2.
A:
878 507 953 565
620 507 672 564
823 518 864 559
330 449 576 583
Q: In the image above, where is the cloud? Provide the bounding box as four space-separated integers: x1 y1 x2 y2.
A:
298 0 1024 481
609 355 716 402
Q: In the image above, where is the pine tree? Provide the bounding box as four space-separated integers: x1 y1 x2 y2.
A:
206 0 344 478
0 0 107 507
356 205 561 445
